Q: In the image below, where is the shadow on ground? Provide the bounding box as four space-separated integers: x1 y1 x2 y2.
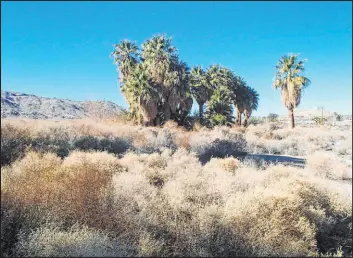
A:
199 151 306 168
244 154 306 168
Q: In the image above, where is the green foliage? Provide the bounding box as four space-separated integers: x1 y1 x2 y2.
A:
248 116 265 126
312 116 327 125
204 86 235 127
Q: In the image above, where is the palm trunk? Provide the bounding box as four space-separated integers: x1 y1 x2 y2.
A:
199 104 204 119
164 102 171 121
238 113 242 126
289 108 295 129
243 117 248 127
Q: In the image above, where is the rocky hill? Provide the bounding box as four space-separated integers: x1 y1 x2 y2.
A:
1 91 124 120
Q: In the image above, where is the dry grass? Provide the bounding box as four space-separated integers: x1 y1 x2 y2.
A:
1 118 352 257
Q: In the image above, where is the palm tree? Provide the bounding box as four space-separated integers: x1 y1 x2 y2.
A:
174 95 193 126
243 86 259 127
205 64 233 92
141 34 177 86
233 77 248 126
190 66 210 119
273 53 311 128
204 86 235 127
110 40 139 83
141 35 188 122
197 65 239 127
122 63 160 126
168 59 191 118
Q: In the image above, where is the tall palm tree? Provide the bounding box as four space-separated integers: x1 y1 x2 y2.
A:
190 66 210 119
233 77 248 126
141 35 185 122
110 40 139 83
243 86 259 127
273 53 311 128
168 59 190 116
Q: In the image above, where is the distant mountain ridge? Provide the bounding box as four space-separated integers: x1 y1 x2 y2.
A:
1 91 124 120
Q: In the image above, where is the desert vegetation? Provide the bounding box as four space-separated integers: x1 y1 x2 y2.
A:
1 118 352 257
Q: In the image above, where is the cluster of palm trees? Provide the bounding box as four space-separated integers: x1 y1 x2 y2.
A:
111 34 259 128
190 65 259 127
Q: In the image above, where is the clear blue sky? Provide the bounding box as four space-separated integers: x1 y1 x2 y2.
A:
1 1 352 116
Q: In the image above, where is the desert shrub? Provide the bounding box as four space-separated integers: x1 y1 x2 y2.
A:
134 128 177 154
15 224 134 257
306 152 351 180
192 120 202 132
196 138 247 164
315 215 352 256
247 117 265 126
1 151 123 234
73 135 131 154
1 121 133 165
162 120 179 130
189 127 247 164
245 136 304 156
1 192 59 257
240 155 269 170
246 123 270 138
334 136 352 157
225 193 317 256
1 124 31 165
224 177 352 256
29 127 72 158
312 116 328 125
174 132 192 149
267 113 279 122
